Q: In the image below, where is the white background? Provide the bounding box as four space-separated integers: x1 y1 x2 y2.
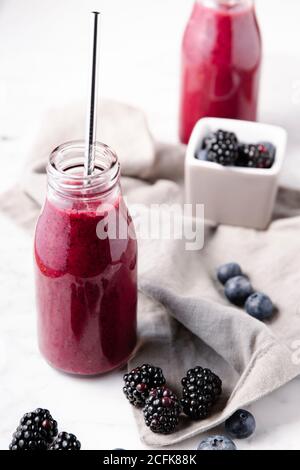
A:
0 0 300 190
0 0 300 450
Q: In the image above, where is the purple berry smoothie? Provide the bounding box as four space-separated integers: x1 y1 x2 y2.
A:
34 142 137 375
179 0 262 144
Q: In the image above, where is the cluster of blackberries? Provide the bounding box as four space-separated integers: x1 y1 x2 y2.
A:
196 129 276 169
9 408 81 451
123 364 222 434
217 262 275 321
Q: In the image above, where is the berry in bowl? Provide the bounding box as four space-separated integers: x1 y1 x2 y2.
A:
197 129 276 170
185 118 287 229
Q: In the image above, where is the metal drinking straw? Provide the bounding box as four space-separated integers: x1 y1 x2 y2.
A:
84 11 100 177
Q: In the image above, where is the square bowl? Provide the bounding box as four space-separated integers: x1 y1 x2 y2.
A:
185 118 287 229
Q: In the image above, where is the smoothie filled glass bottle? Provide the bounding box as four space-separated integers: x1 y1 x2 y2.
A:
179 0 262 144
34 141 137 375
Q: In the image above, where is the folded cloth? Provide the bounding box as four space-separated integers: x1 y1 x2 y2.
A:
1 100 300 446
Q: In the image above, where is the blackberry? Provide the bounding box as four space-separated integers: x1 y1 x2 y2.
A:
9 408 58 450
255 143 276 168
49 432 81 450
123 364 166 407
181 367 222 420
205 130 238 166
236 143 256 167
237 143 275 169
259 141 276 161
143 387 181 434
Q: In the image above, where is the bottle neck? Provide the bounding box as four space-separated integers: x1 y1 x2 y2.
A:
197 0 253 9
47 140 120 201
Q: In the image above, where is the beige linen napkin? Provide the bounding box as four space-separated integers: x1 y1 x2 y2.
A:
1 101 300 446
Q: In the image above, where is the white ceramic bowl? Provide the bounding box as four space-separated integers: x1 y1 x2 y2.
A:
185 118 287 230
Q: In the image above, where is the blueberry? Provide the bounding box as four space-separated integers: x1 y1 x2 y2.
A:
202 132 215 149
197 435 237 451
224 276 253 306
245 292 274 320
217 263 242 285
225 409 256 439
195 149 208 161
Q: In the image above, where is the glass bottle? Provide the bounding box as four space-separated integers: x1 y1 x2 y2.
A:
34 141 137 375
179 0 262 144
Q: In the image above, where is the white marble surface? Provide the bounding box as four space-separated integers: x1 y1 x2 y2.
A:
1 0 300 451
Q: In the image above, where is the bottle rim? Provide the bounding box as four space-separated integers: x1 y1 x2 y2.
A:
198 0 253 9
47 140 120 196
